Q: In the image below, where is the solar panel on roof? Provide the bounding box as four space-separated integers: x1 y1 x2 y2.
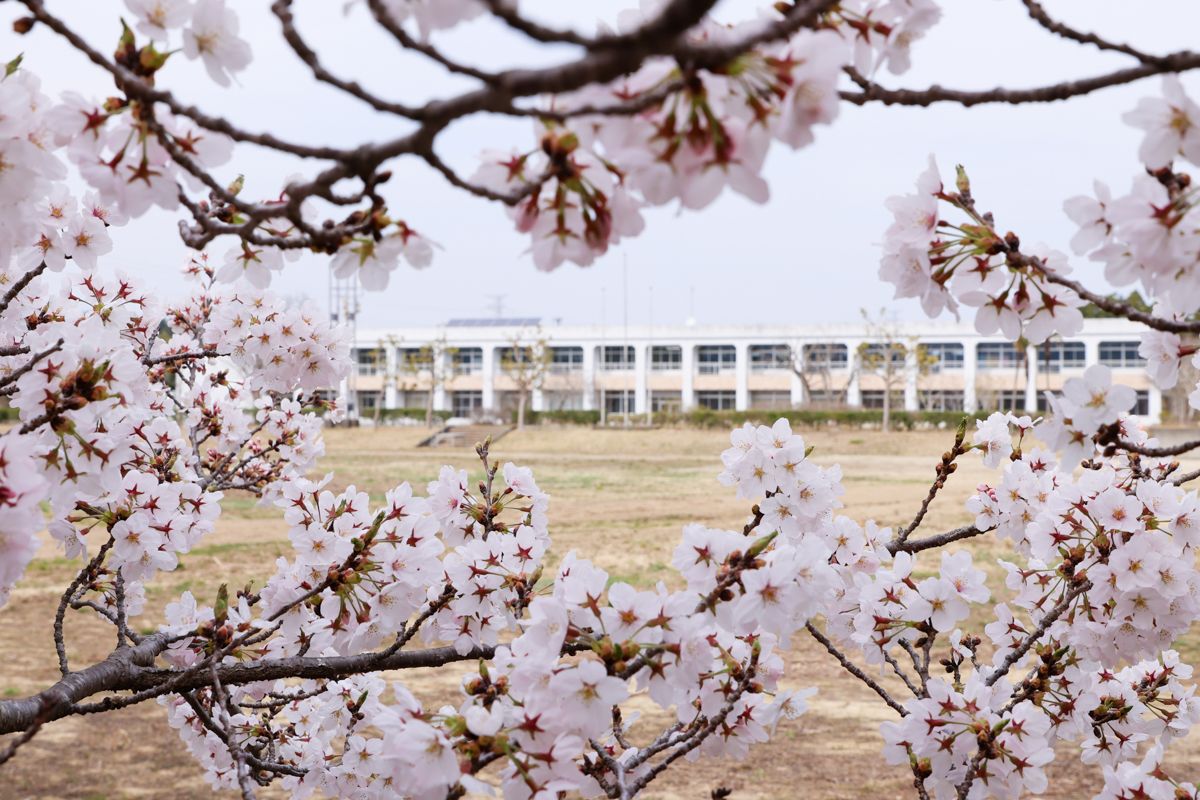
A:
445 318 541 327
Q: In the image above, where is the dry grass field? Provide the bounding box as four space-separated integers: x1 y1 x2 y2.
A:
4 423 1200 799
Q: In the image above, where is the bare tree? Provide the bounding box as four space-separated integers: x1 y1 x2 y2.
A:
856 310 937 432
398 336 455 428
499 328 549 430
369 335 398 424
790 342 853 408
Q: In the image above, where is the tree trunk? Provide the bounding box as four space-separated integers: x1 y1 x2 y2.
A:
426 390 435 428
517 391 526 430
882 384 891 433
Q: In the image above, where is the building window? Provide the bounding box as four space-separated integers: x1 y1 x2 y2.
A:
497 346 543 369
860 390 905 409
354 347 384 376
1037 341 1086 373
801 343 848 370
696 390 736 410
356 390 382 412
543 390 583 410
977 342 1022 370
452 347 482 375
1134 389 1150 416
696 345 736 375
397 347 433 371
923 343 964 372
604 390 636 414
396 390 429 409
980 389 1027 413
651 391 681 413
549 346 583 373
749 344 791 372
600 345 634 371
861 343 906 367
452 390 482 417
919 389 964 411
749 390 792 409
650 345 681 371
1099 340 1146 368
805 389 846 407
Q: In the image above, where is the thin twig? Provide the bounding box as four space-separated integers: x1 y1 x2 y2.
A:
805 622 906 715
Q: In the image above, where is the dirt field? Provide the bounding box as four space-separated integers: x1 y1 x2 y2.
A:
4 424 1200 799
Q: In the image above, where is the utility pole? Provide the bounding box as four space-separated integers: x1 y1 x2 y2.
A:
486 294 505 319
599 287 606 426
329 268 361 424
647 283 653 427
622 255 630 428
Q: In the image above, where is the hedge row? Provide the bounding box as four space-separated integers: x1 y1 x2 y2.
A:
374 407 449 423
515 407 1000 429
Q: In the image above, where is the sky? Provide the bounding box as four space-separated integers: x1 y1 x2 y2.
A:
4 1 1200 329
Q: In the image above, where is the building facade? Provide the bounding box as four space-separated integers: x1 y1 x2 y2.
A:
342 318 1160 422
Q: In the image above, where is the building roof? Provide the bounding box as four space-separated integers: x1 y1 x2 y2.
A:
445 317 541 328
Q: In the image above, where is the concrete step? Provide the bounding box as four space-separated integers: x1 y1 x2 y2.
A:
419 423 514 449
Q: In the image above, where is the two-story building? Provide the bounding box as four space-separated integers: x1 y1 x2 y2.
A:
341 318 1160 422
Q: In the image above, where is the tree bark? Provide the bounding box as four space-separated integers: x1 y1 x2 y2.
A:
0 635 495 735
882 384 891 433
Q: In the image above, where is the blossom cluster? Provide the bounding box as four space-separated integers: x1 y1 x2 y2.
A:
155 430 829 797
878 155 1085 344
9 5 1200 800
47 1 943 278
472 2 941 269
0 53 346 608
130 406 1196 800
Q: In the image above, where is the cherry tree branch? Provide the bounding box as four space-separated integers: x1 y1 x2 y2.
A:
985 579 1091 687
888 525 989 555
805 621 907 715
1113 436 1200 458
840 51 1200 108
271 0 425 117
1039 265 1200 334
1019 0 1168 64
892 422 969 545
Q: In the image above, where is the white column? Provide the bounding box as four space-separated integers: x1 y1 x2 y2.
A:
904 347 918 411
434 380 447 413
962 339 977 413
790 342 805 408
1025 349 1038 413
532 386 545 412
681 343 695 411
482 346 496 412
1084 338 1100 368
634 343 649 414
337 376 350 415
1148 386 1163 424
845 340 861 407
384 346 398 410
734 342 749 411
582 345 596 411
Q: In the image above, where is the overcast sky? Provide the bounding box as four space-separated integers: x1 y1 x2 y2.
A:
4 2 1199 329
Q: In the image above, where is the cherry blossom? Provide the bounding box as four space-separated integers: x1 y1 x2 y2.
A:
183 0 252 87
10 5 1200 800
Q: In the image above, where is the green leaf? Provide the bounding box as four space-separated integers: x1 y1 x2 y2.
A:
214 583 229 624
4 53 22 78
954 164 971 195
138 44 170 72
